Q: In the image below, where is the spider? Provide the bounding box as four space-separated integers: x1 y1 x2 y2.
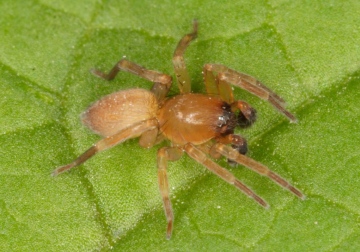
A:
52 21 304 239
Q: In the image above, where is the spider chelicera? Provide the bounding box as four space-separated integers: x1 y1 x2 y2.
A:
52 21 304 239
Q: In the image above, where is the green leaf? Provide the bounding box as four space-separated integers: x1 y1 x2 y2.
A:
1 1 360 251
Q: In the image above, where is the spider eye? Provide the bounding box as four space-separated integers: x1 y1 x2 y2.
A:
237 107 257 128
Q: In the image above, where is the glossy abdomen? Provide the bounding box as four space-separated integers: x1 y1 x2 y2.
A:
158 94 229 145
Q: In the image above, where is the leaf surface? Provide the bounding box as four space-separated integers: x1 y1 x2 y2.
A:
1 1 360 251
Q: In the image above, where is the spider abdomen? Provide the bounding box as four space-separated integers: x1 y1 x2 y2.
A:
82 89 159 137
158 93 236 145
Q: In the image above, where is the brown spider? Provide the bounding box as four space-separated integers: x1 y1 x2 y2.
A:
52 21 304 239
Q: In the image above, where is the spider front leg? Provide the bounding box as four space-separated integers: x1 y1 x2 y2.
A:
204 64 297 122
173 20 198 94
157 147 183 239
92 59 172 102
183 143 269 208
214 143 305 199
203 65 234 104
52 119 158 176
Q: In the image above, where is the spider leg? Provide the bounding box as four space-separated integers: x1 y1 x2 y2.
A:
139 128 158 148
91 59 172 102
197 141 221 159
183 143 269 208
215 143 305 199
203 65 218 95
173 20 198 94
204 64 297 122
157 147 183 239
203 65 234 103
52 119 158 176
